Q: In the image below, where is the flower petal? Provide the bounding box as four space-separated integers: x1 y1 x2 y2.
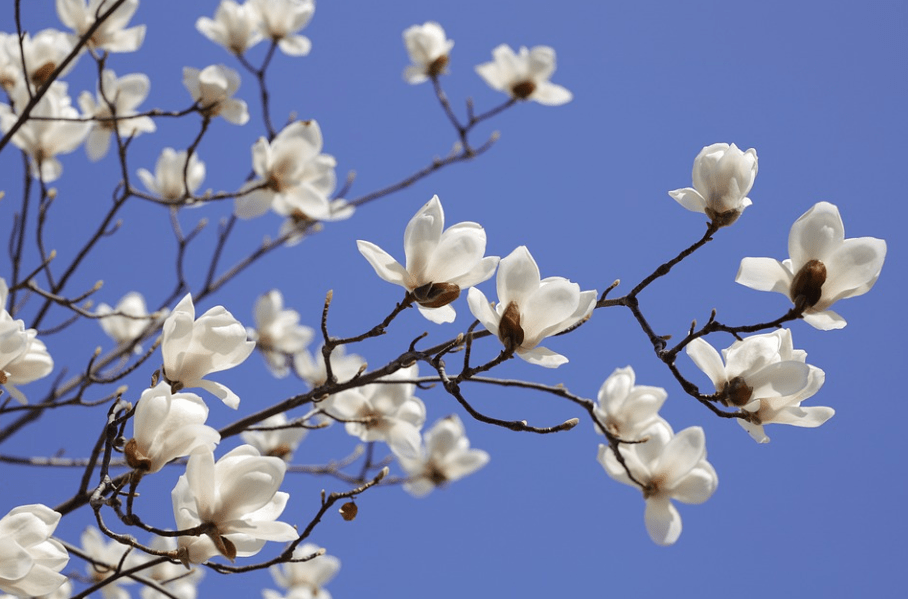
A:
356 240 409 287
644 495 683 546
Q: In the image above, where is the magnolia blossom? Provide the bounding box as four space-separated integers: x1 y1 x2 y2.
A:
402 22 453 84
0 82 90 181
183 64 249 125
294 345 365 389
467 246 596 367
248 290 314 378
81 526 137 599
1 279 54 404
251 0 315 56
475 44 572 105
172 445 298 563
668 143 758 226
240 413 307 460
0 29 75 90
686 329 831 443
161 293 255 409
358 195 499 324
395 415 490 498
264 543 340 599
138 537 204 599
736 201 887 330
235 120 350 223
197 0 263 55
326 364 425 458
599 423 718 546
96 291 165 353
137 148 206 202
593 366 669 440
78 70 156 160
125 383 220 474
56 0 146 53
0 504 68 597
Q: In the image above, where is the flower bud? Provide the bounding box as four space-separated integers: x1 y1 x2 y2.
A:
790 259 827 309
412 282 461 309
497 302 525 351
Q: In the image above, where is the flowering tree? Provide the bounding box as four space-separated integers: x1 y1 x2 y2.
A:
0 1 901 597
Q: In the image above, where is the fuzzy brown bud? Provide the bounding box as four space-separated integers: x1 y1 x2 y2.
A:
722 376 754 407
498 302 525 351
511 80 537 99
412 282 461 308
427 54 449 78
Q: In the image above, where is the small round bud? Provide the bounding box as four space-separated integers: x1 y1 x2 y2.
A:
339 502 358 521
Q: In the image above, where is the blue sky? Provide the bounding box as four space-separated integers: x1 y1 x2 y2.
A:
1 1 906 597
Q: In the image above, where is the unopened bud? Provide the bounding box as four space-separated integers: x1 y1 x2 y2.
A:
339 502 358 521
790 259 826 308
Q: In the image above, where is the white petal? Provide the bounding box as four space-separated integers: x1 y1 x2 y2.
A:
417 303 456 324
685 338 725 389
404 196 444 279
496 246 540 306
356 240 409 287
668 187 707 214
802 308 847 330
788 201 844 268
516 344 568 368
278 35 312 56
820 237 887 304
531 81 572 105
644 495 683 546
735 257 792 295
195 379 241 409
466 287 500 339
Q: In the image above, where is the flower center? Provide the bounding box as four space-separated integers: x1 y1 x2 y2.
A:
498 301 525 351
412 282 460 308
428 55 449 77
790 259 827 309
511 80 536 99
721 376 753 407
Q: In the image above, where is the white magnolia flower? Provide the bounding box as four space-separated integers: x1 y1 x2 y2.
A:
467 246 596 367
56 0 146 53
1 29 75 90
172 445 298 563
251 0 315 56
81 526 137 599
294 345 365 389
1 279 54 404
0 82 90 181
326 364 425 458
183 64 249 125
668 143 758 226
138 537 204 599
96 291 166 353
358 195 499 324
599 422 718 546
475 44 572 105
78 69 155 161
196 0 264 55
240 413 307 461
235 120 350 222
0 504 68 597
137 148 206 202
593 366 669 440
264 543 339 599
248 290 314 378
686 329 831 443
396 414 490 498
736 201 887 330
125 382 220 474
402 22 453 84
161 293 255 409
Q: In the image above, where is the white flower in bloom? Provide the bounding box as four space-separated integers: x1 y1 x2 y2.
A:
0 504 68 597
475 44 572 105
402 22 453 84
0 82 90 181
599 422 718 546
183 64 249 125
736 201 887 330
264 543 340 599
248 290 314 378
251 0 315 56
125 382 220 474
96 291 165 353
137 148 206 202
686 329 831 443
593 366 669 440
81 526 137 599
235 120 350 222
395 414 490 498
1 279 54 405
358 195 499 324
172 445 298 563
138 537 204 599
78 70 156 161
467 246 596 368
196 0 264 55
56 0 146 53
240 413 307 461
0 29 75 91
161 293 255 409
294 345 365 389
326 364 425 458
668 143 758 226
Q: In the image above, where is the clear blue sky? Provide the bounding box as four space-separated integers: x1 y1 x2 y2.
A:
2 1 905 597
